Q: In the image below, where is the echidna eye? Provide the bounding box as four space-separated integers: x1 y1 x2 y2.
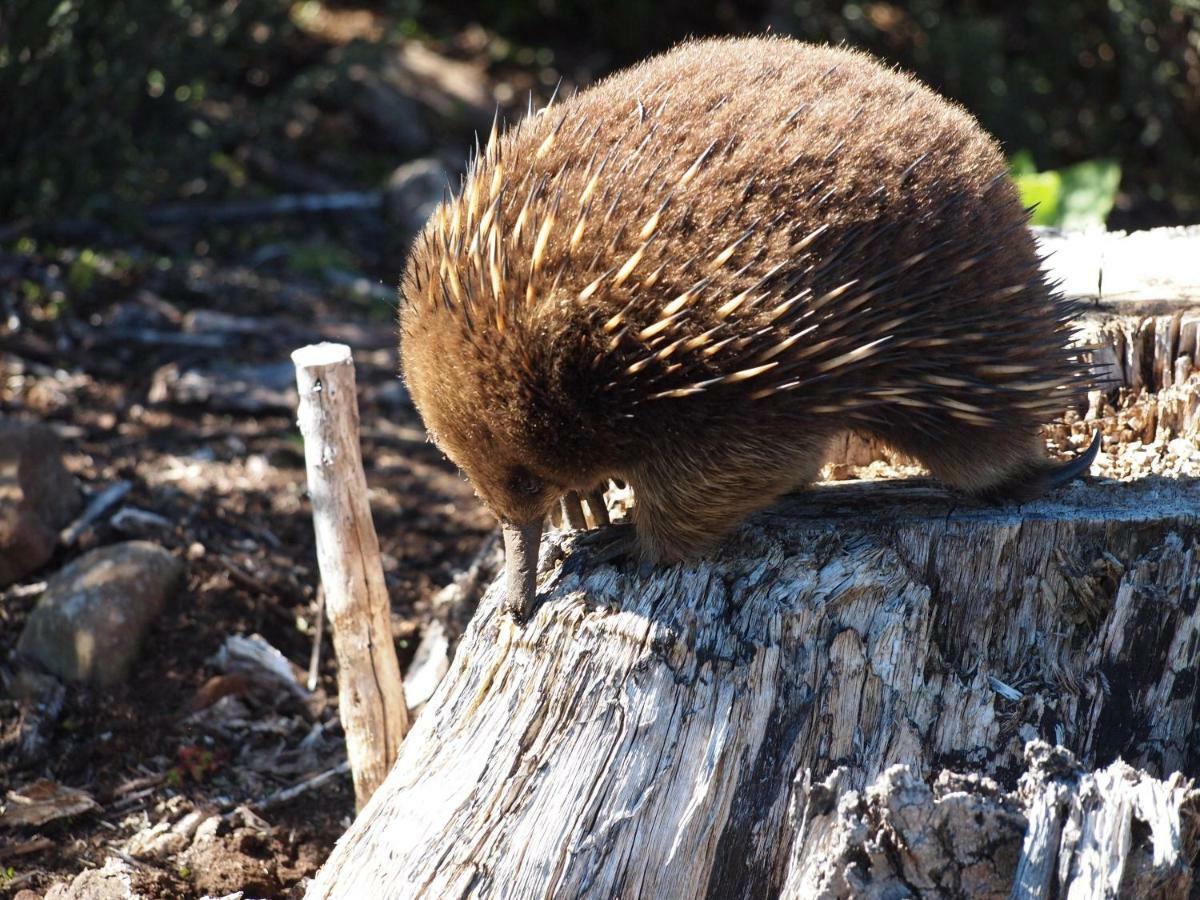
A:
509 467 544 497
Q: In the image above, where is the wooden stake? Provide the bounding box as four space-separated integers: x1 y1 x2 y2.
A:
292 342 409 810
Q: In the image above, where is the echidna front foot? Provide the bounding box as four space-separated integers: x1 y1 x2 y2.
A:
553 486 613 531
570 521 638 565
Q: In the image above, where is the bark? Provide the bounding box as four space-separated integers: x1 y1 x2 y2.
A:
308 472 1200 898
293 342 409 810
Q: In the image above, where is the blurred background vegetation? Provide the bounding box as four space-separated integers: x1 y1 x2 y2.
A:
1 0 1197 243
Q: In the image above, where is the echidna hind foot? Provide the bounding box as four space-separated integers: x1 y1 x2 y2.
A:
972 430 1102 503
882 422 1100 504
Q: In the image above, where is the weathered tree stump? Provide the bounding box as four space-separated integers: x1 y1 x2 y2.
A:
308 473 1200 898
307 228 1200 896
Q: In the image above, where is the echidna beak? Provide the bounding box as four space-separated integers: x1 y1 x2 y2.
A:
502 519 543 622
1044 429 1102 490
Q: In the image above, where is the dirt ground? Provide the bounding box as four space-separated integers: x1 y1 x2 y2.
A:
0 228 497 896
0 243 496 897
0 12 526 895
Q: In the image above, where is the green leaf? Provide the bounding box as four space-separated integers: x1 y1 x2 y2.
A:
1013 171 1062 226
1010 157 1120 229
1057 159 1121 230
1008 149 1038 177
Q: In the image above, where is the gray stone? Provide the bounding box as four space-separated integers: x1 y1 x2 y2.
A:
346 65 430 157
384 158 449 238
0 418 81 587
147 360 297 413
43 857 142 900
17 541 184 687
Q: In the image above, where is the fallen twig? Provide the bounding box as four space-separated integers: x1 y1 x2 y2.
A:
0 836 55 862
144 191 383 226
89 326 227 349
110 506 173 532
249 761 351 814
60 480 133 546
2 191 387 242
2 580 47 600
224 557 277 599
109 773 165 799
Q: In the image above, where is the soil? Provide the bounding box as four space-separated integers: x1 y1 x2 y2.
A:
0 229 493 897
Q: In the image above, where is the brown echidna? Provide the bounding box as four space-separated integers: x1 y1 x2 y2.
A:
399 36 1098 619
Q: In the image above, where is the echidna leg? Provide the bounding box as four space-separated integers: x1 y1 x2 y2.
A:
585 487 611 526
560 491 588 529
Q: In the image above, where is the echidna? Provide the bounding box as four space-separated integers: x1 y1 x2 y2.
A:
399 36 1098 619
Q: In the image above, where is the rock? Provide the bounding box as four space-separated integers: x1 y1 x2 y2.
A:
0 418 82 587
333 40 491 159
0 779 99 828
43 856 141 900
385 41 492 127
17 541 184 687
344 63 430 157
147 360 297 413
384 158 448 238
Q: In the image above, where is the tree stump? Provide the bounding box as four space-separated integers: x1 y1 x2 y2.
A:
310 228 1200 895
308 473 1200 898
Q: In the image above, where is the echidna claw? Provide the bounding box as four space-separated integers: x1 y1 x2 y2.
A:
570 522 637 565
1045 429 1102 490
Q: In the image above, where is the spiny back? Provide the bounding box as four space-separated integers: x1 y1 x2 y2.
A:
400 36 1082 483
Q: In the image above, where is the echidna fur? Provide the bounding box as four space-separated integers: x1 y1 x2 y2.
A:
399 37 1097 619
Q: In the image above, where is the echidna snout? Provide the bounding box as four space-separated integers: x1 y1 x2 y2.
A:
399 37 1098 620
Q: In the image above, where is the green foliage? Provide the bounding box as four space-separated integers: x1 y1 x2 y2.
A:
0 0 301 222
473 0 1197 226
1057 160 1122 230
288 241 357 274
1012 153 1121 229
1 0 1196 229
763 0 1199 227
